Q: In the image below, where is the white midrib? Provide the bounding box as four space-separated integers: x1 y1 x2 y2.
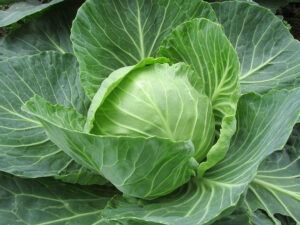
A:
252 178 300 200
136 0 145 59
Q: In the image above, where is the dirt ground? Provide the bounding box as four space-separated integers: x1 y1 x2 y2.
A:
280 3 300 40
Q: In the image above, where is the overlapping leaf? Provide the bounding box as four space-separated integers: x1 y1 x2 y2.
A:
17 89 297 225
246 124 300 224
158 18 239 174
0 172 115 225
84 57 214 162
0 52 99 182
251 210 275 225
0 3 77 61
71 0 217 98
159 18 239 118
23 95 197 200
0 0 64 27
213 201 252 225
212 1 300 93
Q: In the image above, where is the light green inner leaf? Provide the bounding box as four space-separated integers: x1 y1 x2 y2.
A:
86 58 215 161
158 18 240 173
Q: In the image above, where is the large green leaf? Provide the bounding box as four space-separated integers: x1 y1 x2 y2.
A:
0 172 115 225
212 1 300 93
0 52 95 181
71 0 217 98
0 2 77 61
158 18 239 174
246 124 300 225
23 95 198 200
98 89 300 224
0 0 65 27
21 89 300 224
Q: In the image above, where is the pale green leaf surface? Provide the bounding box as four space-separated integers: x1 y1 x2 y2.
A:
158 18 239 118
23 95 197 200
0 0 64 27
71 0 217 98
246 124 300 224
0 52 93 180
212 1 300 93
84 58 169 133
0 172 114 225
0 3 76 60
158 18 239 174
86 58 214 162
99 89 300 225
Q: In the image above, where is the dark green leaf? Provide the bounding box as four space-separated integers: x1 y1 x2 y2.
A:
0 3 76 60
71 0 217 98
0 52 97 182
246 124 300 224
0 0 64 27
212 1 300 93
0 172 115 225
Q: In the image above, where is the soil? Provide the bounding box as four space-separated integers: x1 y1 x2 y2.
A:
279 3 300 40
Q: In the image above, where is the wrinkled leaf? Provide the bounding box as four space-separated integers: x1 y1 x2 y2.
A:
158 18 239 174
23 95 197 200
0 172 115 225
71 0 217 98
246 124 300 224
0 0 64 27
85 58 214 162
0 52 98 182
212 1 300 93
0 2 77 60
103 89 300 224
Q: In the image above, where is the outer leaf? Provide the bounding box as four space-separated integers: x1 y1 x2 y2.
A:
99 89 300 225
212 206 251 225
0 2 77 60
246 124 300 224
55 161 108 186
0 0 64 27
23 95 197 200
212 1 300 93
0 52 93 180
71 0 217 98
0 172 115 225
251 210 275 225
158 18 239 174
